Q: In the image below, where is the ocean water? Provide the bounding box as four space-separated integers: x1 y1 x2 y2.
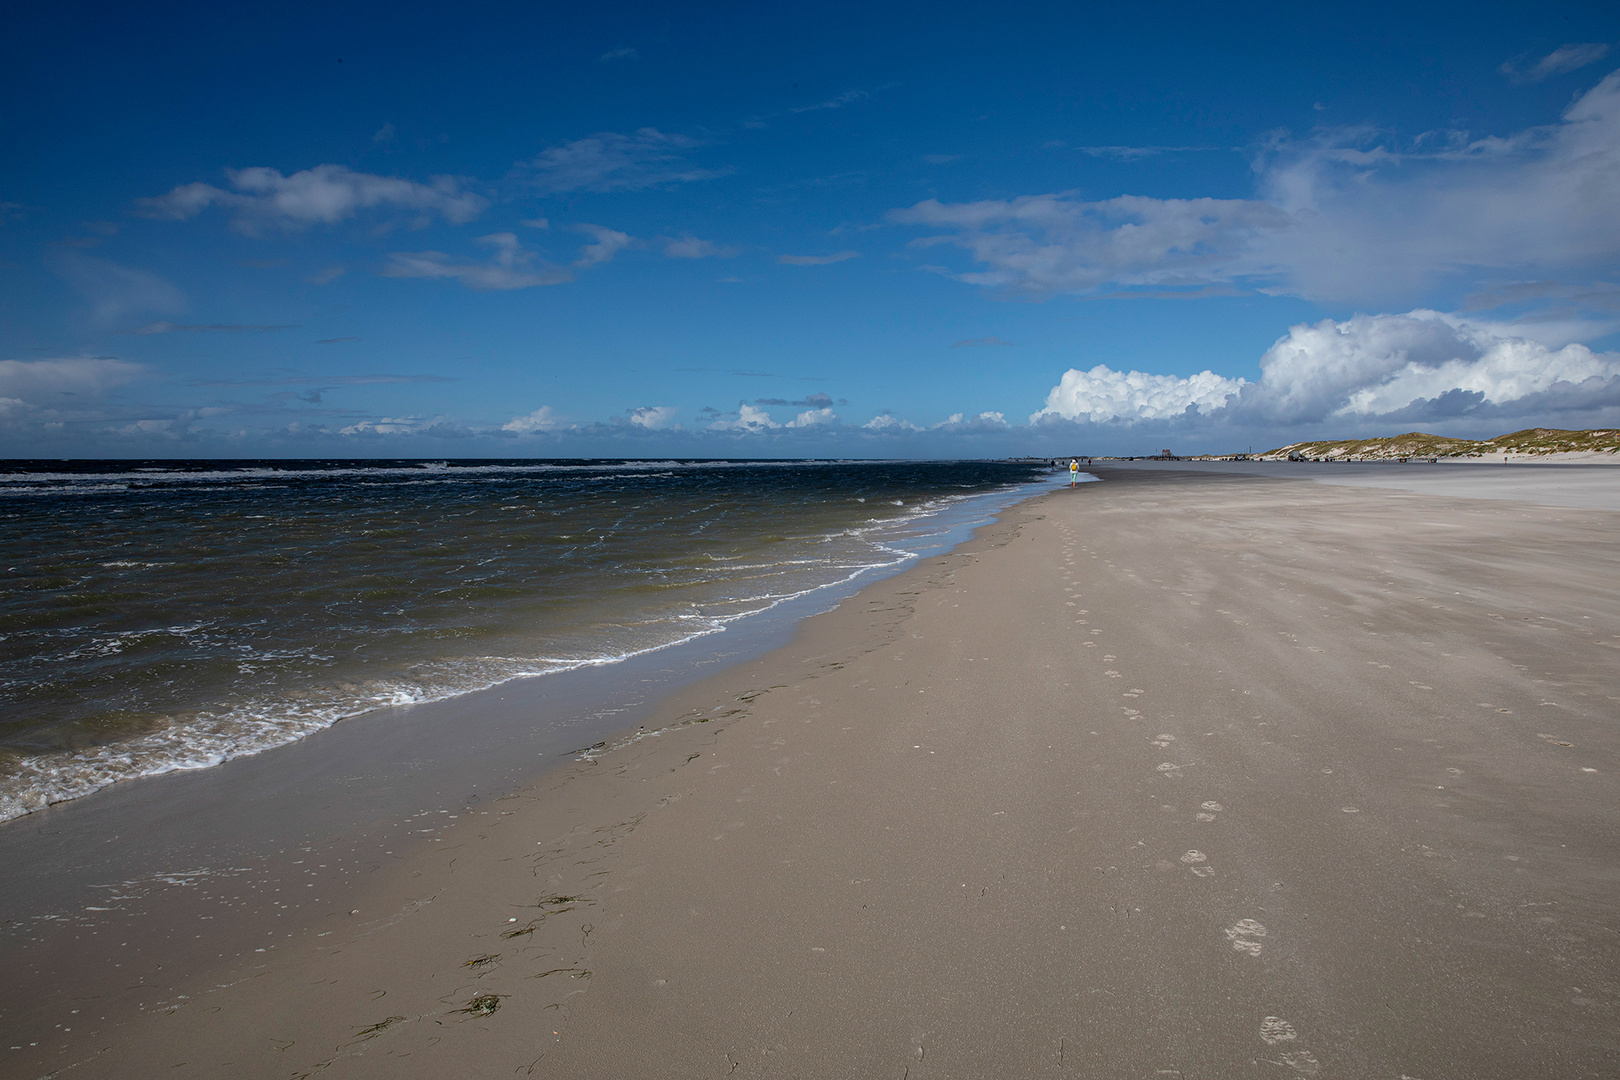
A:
0 458 1056 821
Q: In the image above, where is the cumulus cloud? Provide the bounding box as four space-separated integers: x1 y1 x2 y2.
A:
933 411 1009 430
136 165 486 233
516 129 728 194
1244 310 1619 422
49 251 186 322
892 71 1620 306
1501 44 1611 84
863 413 922 432
573 224 634 267
1033 310 1620 428
502 406 565 433
708 403 780 431
1034 367 1245 423
383 233 571 290
786 407 836 427
778 250 859 266
628 405 678 428
664 235 740 259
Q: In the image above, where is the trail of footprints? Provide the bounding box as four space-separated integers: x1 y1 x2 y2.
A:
1057 518 1319 1075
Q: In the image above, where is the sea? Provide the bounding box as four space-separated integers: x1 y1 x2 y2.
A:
0 458 1061 823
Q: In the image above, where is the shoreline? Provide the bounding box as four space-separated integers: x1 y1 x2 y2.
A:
0 467 1062 827
7 466 1619 1078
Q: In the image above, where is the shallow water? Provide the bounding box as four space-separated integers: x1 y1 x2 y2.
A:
0 458 1055 820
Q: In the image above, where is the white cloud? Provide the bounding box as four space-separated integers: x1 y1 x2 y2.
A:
1034 366 1245 423
628 405 678 428
891 71 1620 306
708 403 780 431
1244 310 1620 422
0 357 144 404
778 251 860 266
517 129 728 194
1033 310 1620 427
48 251 186 321
383 233 571 290
864 413 922 431
307 266 346 285
890 193 1284 294
1502 44 1611 84
137 165 486 233
933 411 1009 429
335 417 463 437
574 224 634 267
785 407 836 427
502 406 565 433
664 235 740 259
599 46 638 62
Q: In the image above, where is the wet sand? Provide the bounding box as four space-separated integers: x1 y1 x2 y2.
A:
6 467 1619 1078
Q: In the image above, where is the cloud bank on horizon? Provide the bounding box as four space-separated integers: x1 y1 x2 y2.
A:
2 7 1619 457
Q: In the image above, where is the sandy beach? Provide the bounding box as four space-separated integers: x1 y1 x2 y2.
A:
5 466 1619 1079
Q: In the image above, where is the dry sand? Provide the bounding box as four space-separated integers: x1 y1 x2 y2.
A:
6 468 1619 1079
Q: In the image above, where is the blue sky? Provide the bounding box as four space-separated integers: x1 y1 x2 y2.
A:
3 1 1619 458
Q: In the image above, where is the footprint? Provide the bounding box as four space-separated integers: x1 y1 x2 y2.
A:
1200 801 1224 812
1151 734 1176 748
1280 1050 1321 1074
1190 866 1216 877
1259 1017 1297 1044
1225 918 1267 955
1179 850 1207 863
1196 799 1223 822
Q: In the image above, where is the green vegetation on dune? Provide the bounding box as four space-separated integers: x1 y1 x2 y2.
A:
1261 428 1620 460
1490 428 1620 454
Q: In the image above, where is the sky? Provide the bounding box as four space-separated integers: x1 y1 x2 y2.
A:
3 0 1619 459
